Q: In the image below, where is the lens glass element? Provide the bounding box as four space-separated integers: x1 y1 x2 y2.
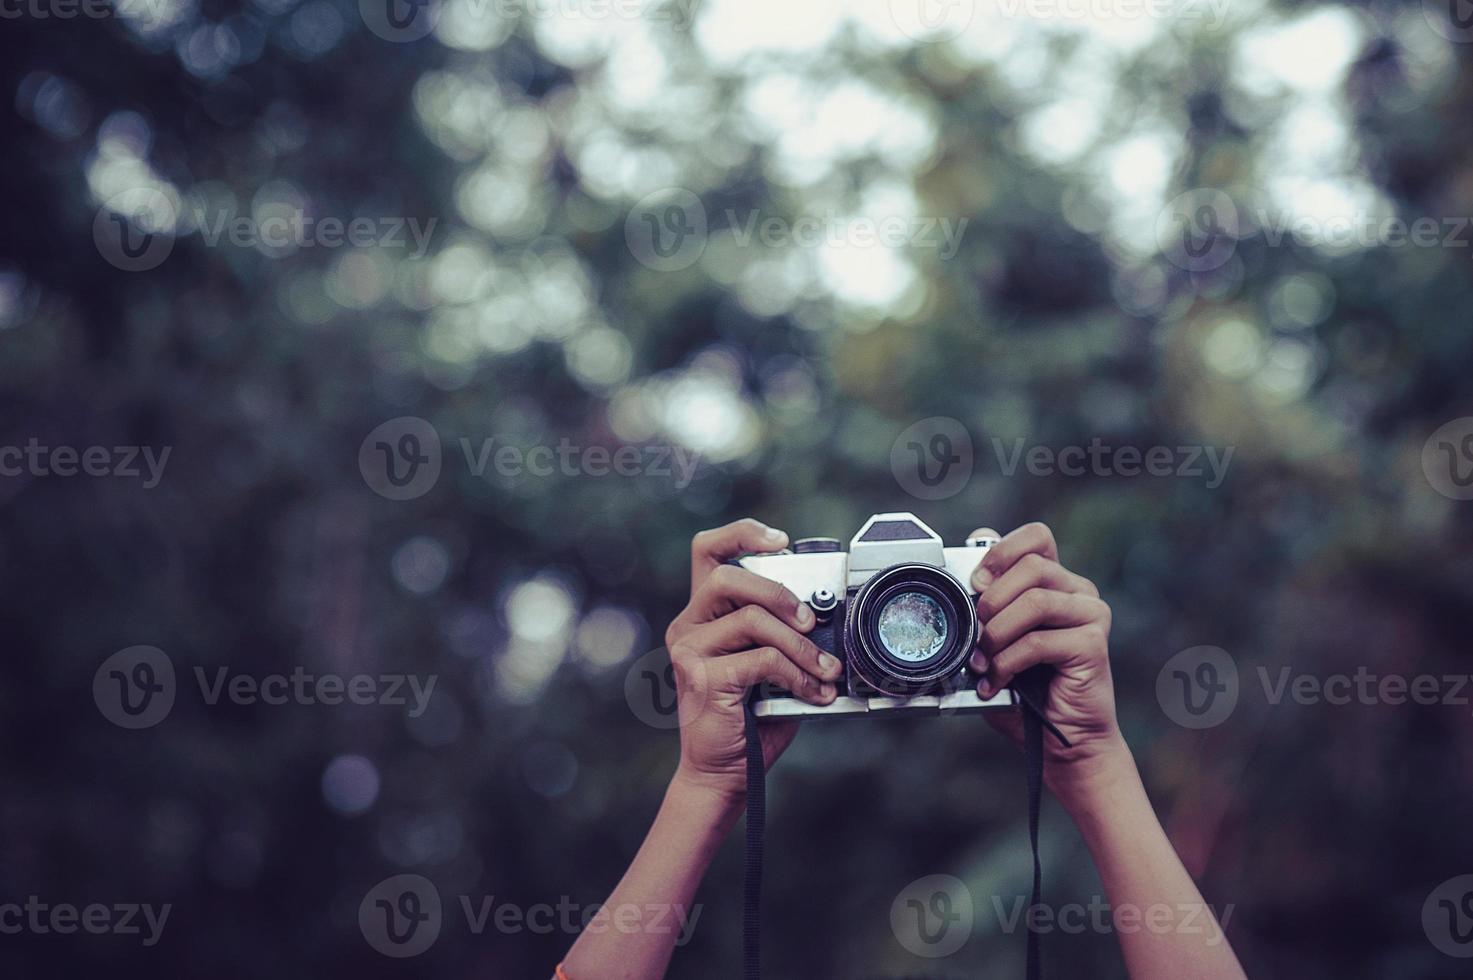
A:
875 591 948 663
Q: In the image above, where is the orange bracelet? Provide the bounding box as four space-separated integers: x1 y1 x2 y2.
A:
555 965 572 980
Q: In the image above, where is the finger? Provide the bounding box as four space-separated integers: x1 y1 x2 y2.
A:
978 625 1102 696
682 606 842 682
677 564 815 633
971 589 1107 665
972 522 1058 590
974 552 1098 621
713 646 837 706
690 519 789 592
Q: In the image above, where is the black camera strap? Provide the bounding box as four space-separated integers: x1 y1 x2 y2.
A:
1011 666 1070 980
740 668 1068 980
742 699 766 980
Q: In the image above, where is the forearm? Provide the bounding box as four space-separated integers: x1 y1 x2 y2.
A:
1053 741 1246 980
560 776 740 980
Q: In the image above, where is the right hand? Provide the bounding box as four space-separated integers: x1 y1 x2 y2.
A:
966 522 1129 801
663 519 843 804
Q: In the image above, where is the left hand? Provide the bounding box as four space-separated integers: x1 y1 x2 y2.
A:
663 519 839 806
967 522 1125 776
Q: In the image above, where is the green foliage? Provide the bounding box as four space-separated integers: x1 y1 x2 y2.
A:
2 3 1472 978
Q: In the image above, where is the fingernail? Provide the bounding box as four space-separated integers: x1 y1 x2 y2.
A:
970 652 987 673
978 679 992 698
763 527 787 543
797 605 815 628
819 683 836 700
972 567 993 590
818 653 840 675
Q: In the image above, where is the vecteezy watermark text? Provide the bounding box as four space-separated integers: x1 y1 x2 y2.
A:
1260 212 1473 252
995 0 1231 27
1157 646 1473 729
93 188 438 271
1157 188 1473 272
93 646 437 729
358 416 702 501
721 210 967 257
458 895 701 942
889 417 1234 501
191 208 437 259
358 874 701 958
889 874 1233 959
625 188 969 272
459 437 700 488
193 666 436 716
0 897 171 946
890 0 1231 41
473 0 701 27
991 437 1233 489
359 0 701 43
992 894 1235 945
0 0 170 20
0 440 170 488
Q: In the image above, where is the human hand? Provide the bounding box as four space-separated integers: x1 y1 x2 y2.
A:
967 522 1131 800
663 519 843 807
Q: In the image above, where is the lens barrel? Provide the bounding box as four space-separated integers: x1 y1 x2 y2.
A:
844 562 977 696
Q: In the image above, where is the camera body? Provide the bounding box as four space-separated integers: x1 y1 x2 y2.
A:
738 512 1017 720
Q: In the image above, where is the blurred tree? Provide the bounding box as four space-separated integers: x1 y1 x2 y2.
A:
1 1 1472 977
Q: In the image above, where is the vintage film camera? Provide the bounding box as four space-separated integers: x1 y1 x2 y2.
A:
738 513 1017 719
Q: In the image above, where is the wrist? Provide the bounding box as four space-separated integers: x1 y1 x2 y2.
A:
1044 734 1141 817
668 768 747 831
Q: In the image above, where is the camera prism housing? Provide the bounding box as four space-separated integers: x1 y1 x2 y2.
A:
738 512 1017 720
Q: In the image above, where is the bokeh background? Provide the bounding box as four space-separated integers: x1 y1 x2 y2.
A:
3 0 1473 976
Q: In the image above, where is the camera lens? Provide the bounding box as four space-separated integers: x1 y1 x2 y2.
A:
876 592 948 663
845 563 977 696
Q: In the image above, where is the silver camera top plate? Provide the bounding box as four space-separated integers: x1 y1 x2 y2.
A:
737 512 998 604
752 687 1017 719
